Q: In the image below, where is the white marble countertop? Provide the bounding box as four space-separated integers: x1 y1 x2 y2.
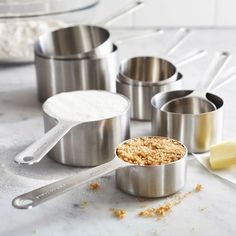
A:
1 28 236 236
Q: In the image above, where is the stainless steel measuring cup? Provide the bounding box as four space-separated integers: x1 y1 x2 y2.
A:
117 49 206 120
15 91 130 167
35 1 144 60
36 25 113 60
12 136 188 209
35 44 119 102
161 52 231 114
117 73 183 121
151 69 236 153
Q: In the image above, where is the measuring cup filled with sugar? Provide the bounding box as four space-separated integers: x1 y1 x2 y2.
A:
15 90 130 166
13 136 187 209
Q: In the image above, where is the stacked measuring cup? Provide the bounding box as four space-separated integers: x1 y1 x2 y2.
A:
34 1 144 102
116 28 207 120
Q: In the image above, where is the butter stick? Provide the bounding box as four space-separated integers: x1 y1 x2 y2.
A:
210 139 236 170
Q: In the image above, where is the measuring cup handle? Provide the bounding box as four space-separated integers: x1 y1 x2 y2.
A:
161 27 190 56
211 67 236 91
14 120 77 165
175 49 207 67
12 157 125 209
192 51 231 97
115 29 163 45
99 1 144 26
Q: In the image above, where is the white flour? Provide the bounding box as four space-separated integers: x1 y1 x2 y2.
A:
43 90 130 122
0 20 66 58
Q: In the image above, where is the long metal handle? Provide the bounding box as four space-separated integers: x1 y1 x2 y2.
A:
175 49 207 67
211 67 236 91
115 29 164 45
98 1 144 26
191 51 231 97
161 27 190 56
14 120 77 165
12 157 125 209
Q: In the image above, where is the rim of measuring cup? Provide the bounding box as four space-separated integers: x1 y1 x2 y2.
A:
42 90 131 123
118 56 178 86
115 135 188 167
35 43 118 61
151 89 224 116
34 24 112 59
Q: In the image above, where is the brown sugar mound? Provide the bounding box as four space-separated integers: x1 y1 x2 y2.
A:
116 136 186 166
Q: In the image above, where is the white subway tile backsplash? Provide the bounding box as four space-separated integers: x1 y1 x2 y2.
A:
86 0 236 27
216 0 236 26
133 0 215 27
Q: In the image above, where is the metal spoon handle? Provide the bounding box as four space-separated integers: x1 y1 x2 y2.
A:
99 1 144 26
115 29 163 45
14 120 78 165
191 51 231 97
175 49 207 67
12 157 125 209
211 67 236 91
161 27 190 56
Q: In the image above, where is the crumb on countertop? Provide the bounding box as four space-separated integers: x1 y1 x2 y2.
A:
195 184 203 192
139 191 191 220
111 208 127 219
139 203 172 218
89 182 100 190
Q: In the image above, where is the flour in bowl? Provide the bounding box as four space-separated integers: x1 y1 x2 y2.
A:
43 91 130 122
0 20 66 59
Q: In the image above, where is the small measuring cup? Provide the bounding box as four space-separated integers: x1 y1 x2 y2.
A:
161 51 231 114
12 136 188 209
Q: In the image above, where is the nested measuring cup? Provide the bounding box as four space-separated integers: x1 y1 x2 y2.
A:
12 136 188 209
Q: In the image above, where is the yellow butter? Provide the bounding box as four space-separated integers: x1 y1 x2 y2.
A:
210 139 236 170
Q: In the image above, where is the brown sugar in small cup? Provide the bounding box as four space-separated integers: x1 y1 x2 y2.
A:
116 136 186 166
115 136 188 198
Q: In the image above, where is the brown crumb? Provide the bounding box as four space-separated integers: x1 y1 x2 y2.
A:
116 136 186 166
195 184 203 192
89 182 100 190
139 203 172 218
111 208 127 219
139 191 191 220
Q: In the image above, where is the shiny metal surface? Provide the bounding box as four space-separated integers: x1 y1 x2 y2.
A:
116 73 182 120
118 49 206 87
119 56 177 85
161 52 230 114
14 91 130 166
161 96 216 114
116 151 187 198
12 136 187 209
35 44 119 102
44 101 130 167
36 25 112 59
151 90 224 153
116 49 206 121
